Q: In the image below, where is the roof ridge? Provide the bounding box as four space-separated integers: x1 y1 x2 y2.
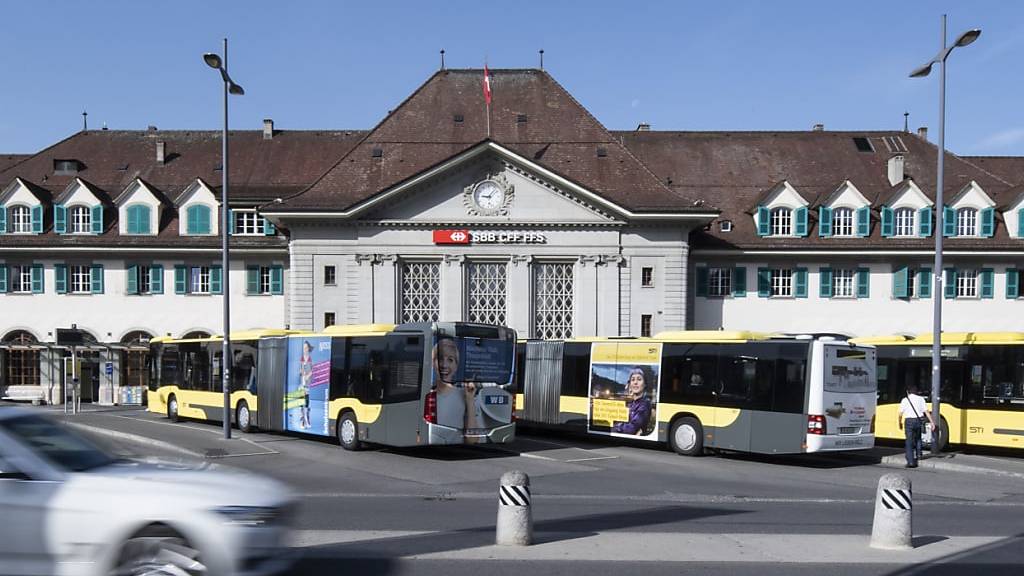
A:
0 130 87 182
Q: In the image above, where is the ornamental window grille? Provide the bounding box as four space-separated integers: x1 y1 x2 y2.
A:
957 208 978 236
895 208 915 237
400 261 440 323
770 268 793 297
467 262 507 325
770 208 792 236
233 211 265 235
71 265 91 293
10 265 32 293
832 208 855 237
957 269 978 298
3 331 40 386
532 262 574 339
708 267 732 297
10 206 31 233
70 206 92 234
832 269 856 298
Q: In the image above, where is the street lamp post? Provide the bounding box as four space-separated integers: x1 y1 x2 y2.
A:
204 39 245 440
909 15 979 454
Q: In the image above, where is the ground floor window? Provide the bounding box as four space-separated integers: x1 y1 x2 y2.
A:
707 267 731 297
3 331 40 386
400 261 440 323
533 262 574 339
467 262 507 325
71 265 91 293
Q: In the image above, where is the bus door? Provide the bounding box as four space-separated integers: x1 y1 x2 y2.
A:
384 333 425 445
712 345 753 453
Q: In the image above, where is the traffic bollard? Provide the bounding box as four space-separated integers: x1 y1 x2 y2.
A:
496 470 532 545
870 473 912 550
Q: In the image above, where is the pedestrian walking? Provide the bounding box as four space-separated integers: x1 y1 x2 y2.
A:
897 384 936 468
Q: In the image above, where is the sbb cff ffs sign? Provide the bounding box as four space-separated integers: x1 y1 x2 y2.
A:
432 230 547 244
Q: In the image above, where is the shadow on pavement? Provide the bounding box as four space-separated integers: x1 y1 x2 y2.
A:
885 533 1024 576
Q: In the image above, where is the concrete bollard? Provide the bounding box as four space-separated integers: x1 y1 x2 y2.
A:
870 473 913 550
496 470 532 546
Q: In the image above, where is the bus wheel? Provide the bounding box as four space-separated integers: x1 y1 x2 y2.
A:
236 401 252 433
337 412 361 451
932 416 949 453
670 417 704 456
167 395 179 423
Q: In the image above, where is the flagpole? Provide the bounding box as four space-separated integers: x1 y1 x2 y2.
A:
485 64 491 138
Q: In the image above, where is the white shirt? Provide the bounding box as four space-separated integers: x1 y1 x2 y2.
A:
898 393 927 420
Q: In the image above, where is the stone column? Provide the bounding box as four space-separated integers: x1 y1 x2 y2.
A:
576 256 600 337
441 254 466 321
374 254 398 324
508 255 532 336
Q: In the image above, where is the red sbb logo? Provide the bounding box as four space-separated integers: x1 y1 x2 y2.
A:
433 229 471 244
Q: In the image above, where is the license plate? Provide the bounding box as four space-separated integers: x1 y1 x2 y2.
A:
839 426 859 434
485 395 508 405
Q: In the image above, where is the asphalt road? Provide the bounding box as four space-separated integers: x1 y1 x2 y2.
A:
39 406 1024 574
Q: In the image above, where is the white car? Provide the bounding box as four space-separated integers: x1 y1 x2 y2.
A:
0 406 296 576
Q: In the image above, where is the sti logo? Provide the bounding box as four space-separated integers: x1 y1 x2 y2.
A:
433 229 471 244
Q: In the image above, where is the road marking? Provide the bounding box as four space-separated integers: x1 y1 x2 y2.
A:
108 413 278 455
519 452 557 461
564 455 618 462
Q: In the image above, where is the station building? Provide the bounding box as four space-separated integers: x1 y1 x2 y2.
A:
1 68 1022 404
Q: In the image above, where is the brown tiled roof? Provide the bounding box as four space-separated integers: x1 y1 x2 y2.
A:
962 156 1024 188
615 130 1023 250
0 155 30 172
278 69 703 213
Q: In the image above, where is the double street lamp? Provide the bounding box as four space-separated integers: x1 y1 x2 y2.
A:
909 15 979 454
204 39 245 440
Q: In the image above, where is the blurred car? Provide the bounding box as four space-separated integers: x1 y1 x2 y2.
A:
0 406 295 576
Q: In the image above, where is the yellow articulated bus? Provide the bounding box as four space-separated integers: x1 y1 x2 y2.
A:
514 331 877 456
148 322 518 449
852 332 1024 451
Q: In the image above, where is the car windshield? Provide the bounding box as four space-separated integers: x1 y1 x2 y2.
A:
0 414 117 472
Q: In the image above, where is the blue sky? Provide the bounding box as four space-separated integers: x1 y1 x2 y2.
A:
2 1 1022 155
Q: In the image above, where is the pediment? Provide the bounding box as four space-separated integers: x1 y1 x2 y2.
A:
115 179 161 207
360 153 622 225
57 178 102 207
823 180 870 209
761 181 808 209
0 178 46 206
887 179 932 209
948 180 995 209
175 179 217 207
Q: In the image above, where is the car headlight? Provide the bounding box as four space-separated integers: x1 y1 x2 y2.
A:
212 506 282 527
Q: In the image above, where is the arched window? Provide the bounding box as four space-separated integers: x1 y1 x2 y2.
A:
126 204 152 234
957 208 978 237
120 331 153 388
70 205 92 234
770 208 792 236
185 204 212 235
3 330 40 386
10 205 32 233
182 331 211 340
832 208 854 237
894 208 916 237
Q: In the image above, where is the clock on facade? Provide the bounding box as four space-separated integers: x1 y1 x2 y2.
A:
472 180 505 211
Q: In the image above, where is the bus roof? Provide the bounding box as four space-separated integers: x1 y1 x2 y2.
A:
319 324 397 337
652 330 774 342
151 329 307 344
852 332 1024 346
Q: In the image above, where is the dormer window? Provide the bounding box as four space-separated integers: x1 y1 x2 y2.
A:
894 208 916 237
53 159 80 175
10 205 32 233
125 204 152 235
70 206 92 234
185 204 212 235
770 208 792 236
832 208 854 237
957 208 978 237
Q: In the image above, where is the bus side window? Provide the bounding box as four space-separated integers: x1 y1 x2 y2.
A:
659 344 716 404
562 342 591 398
329 337 349 400
384 335 422 403
348 337 386 404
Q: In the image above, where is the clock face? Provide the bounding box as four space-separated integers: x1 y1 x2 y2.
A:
473 180 505 211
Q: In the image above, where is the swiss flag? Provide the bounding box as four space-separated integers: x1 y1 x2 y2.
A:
483 65 492 106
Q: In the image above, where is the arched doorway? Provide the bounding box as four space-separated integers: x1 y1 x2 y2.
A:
3 330 41 387
120 331 152 405
182 330 211 339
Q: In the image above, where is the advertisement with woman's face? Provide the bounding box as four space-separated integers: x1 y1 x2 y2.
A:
430 335 514 443
588 342 661 440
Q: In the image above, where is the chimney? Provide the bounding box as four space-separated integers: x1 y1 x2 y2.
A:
812 123 824 131
156 141 166 164
636 122 650 132
917 126 928 140
887 154 905 186
263 118 274 140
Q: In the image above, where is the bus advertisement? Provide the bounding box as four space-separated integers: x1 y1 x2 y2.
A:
588 342 662 440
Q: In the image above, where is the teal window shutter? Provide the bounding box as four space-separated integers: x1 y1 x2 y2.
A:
55 264 67 294
980 268 994 299
186 206 198 234
187 205 211 235
856 206 871 237
54 205 67 234
0 206 6 233
31 205 43 233
246 266 259 294
695 267 708 297
980 207 995 238
918 268 932 299
263 216 276 235
919 207 933 237
31 264 43 294
880 206 894 237
944 268 957 299
270 265 284 295
210 265 223 294
140 205 152 233
150 265 164 294
228 209 236 234
0 266 6 293
90 264 104 294
757 268 770 297
1007 269 1020 299
126 264 139 295
128 205 152 234
856 268 870 298
732 267 747 297
174 265 187 294
943 206 956 237
819 267 833 298
893 266 909 299
818 207 832 237
794 206 808 237
756 206 769 237
127 205 139 233
1018 209 1024 238
795 268 808 298
91 204 103 234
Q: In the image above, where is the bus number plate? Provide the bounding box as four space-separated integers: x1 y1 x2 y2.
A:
486 395 508 405
839 426 859 435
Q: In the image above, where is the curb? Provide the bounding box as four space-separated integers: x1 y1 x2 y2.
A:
66 421 204 458
877 453 1024 479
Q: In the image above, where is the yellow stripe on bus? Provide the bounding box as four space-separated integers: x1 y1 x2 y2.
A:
329 398 382 424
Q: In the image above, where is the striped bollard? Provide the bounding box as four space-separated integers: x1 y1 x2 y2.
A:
870 473 913 550
496 470 532 545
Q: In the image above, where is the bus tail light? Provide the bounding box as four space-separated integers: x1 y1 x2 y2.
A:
870 415 875 433
807 414 825 435
424 390 437 424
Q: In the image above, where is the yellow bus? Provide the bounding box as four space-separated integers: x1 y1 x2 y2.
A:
148 322 518 449
852 332 1024 451
515 332 877 456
